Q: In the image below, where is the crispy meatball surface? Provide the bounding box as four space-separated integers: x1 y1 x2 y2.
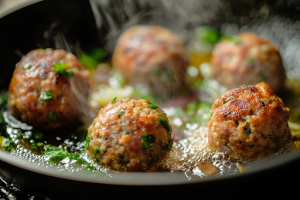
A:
87 98 173 171
112 25 189 98
208 82 291 158
210 33 286 93
9 49 90 129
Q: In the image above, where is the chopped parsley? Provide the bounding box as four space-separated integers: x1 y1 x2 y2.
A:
92 146 100 161
141 96 150 102
52 62 74 77
34 132 43 139
118 109 124 116
123 130 130 135
23 63 31 69
40 91 53 102
149 104 159 109
158 116 172 133
84 133 90 149
247 57 254 64
227 96 234 100
168 139 173 151
79 48 106 69
222 35 242 44
1 138 14 152
141 134 155 150
222 100 227 104
111 97 117 104
48 112 56 123
196 26 221 44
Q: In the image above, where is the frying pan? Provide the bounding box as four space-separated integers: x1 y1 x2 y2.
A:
0 0 299 199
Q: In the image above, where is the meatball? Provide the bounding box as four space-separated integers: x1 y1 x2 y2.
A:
87 98 173 171
8 49 90 129
210 32 286 93
208 82 291 158
112 25 189 99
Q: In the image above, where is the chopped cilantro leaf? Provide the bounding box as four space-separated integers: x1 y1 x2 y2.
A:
149 104 159 109
141 134 155 150
84 133 90 149
23 63 31 69
2 138 14 152
222 35 242 44
123 130 130 135
222 100 227 104
111 97 117 104
92 146 100 161
118 109 124 116
168 139 173 151
34 132 43 139
52 62 74 77
141 96 149 102
248 57 254 64
196 26 221 44
79 48 106 69
48 112 56 123
158 116 172 133
40 91 53 102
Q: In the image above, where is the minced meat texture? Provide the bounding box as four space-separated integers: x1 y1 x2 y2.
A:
8 49 90 129
87 98 172 171
210 32 286 93
208 82 291 158
112 25 189 99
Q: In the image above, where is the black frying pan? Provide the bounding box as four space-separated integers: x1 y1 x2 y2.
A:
0 0 299 199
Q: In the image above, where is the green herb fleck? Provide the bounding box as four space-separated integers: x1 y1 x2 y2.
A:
244 122 252 134
222 100 227 104
92 146 100 161
222 35 242 44
141 134 155 150
123 130 130 135
168 139 173 151
158 116 172 133
247 57 254 64
40 91 53 102
227 96 234 101
118 109 124 116
48 112 56 123
164 112 167 116
111 97 117 104
23 63 31 69
196 26 221 44
84 133 90 149
30 140 38 149
52 62 74 77
141 96 149 102
79 48 106 69
34 132 43 139
149 104 159 109
2 138 14 152
37 142 44 147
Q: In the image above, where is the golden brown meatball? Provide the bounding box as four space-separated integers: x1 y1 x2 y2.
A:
210 33 286 93
112 25 189 98
208 82 291 158
8 49 90 129
87 98 173 171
